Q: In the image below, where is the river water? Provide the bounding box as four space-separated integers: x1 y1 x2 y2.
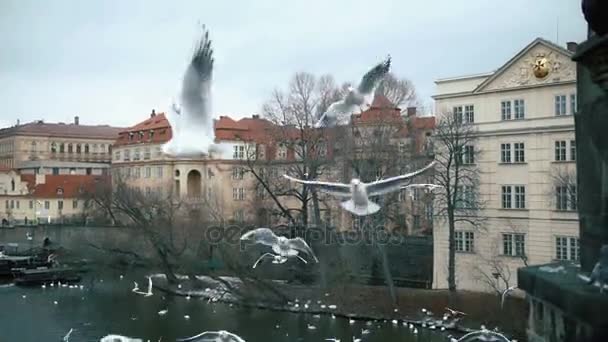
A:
0 270 449 342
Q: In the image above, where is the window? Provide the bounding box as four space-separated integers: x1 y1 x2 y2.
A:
52 167 59 175
84 144 89 153
514 99 525 119
29 201 33 209
156 166 163 178
92 144 97 153
463 145 475 164
15 200 19 209
425 204 433 222
31 141 37 153
256 185 267 199
144 148 150 160
101 144 106 153
514 143 525 163
555 95 567 116
257 145 266 160
456 185 475 209
145 167 151 178
232 167 245 180
455 231 474 252
412 188 421 201
123 149 130 161
9 200 14 209
453 106 463 123
68 144 73 153
570 140 576 161
514 186 526 209
58 200 64 210
56 188 63 195
125 167 132 178
114 151 120 161
5 200 7 209
59 143 65 153
555 236 580 261
500 143 511 163
50 142 57 153
398 189 407 202
234 209 244 222
76 144 81 153
556 185 577 211
501 101 511 120
149 130 154 140
134 148 140 161
555 141 567 161
413 215 421 229
44 201 50 209
135 167 141 179
155 146 162 157
233 145 245 160
570 94 577 115
464 105 475 123
501 186 512 209
233 187 245 201
277 144 287 160
73 200 78 209
503 233 526 257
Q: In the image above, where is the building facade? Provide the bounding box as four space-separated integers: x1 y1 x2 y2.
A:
432 38 579 292
0 116 122 173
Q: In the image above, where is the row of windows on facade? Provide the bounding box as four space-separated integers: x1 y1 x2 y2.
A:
47 142 109 154
454 231 580 261
118 166 164 179
127 129 161 142
0 142 15 153
5 199 80 210
231 143 333 161
116 146 162 161
452 93 577 123
499 185 577 211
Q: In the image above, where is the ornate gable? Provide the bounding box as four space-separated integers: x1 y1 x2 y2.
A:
474 38 576 93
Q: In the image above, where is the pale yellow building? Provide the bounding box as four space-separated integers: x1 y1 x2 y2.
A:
432 38 580 292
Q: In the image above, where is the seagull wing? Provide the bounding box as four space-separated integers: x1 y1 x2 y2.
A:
283 175 351 198
147 276 153 294
176 331 219 342
287 237 319 262
357 55 391 95
366 161 435 196
240 227 280 248
314 99 354 128
180 25 214 131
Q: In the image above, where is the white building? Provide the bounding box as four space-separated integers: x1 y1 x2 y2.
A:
432 38 579 292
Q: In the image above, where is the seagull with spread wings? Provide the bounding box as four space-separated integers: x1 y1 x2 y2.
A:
132 276 153 297
314 55 391 128
176 330 245 342
284 161 435 216
240 228 318 268
162 25 229 158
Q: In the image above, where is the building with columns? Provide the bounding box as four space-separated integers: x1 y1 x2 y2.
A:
432 38 579 292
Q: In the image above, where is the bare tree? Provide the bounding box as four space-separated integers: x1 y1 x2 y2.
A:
549 165 578 211
244 72 342 229
432 112 485 292
376 73 418 111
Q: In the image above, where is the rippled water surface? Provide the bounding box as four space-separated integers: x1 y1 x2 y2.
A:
0 272 449 341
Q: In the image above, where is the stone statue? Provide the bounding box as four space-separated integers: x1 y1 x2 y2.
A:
588 244 608 293
582 0 608 36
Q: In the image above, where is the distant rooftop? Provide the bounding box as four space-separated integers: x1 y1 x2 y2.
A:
0 117 123 140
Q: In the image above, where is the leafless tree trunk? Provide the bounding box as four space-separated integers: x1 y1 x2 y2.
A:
432 112 485 292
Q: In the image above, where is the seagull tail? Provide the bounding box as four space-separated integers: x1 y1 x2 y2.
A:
341 200 380 216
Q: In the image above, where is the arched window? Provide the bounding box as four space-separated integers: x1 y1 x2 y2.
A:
11 179 15 192
84 144 89 153
31 141 36 153
59 143 65 153
50 142 57 153
68 144 73 153
76 144 81 153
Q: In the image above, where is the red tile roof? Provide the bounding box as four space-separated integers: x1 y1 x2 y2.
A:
370 94 397 109
114 113 173 146
0 121 123 139
20 174 107 198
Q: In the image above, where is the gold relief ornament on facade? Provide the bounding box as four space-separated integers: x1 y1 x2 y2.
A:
532 55 551 79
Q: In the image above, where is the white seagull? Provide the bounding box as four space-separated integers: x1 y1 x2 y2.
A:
26 232 33 241
314 55 391 128
63 328 73 342
586 244 608 293
501 285 517 309
284 161 435 216
162 25 228 158
133 277 153 297
240 228 318 267
99 335 143 342
176 330 245 342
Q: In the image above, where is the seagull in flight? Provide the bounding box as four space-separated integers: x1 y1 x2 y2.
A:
403 184 443 193
314 55 391 128
62 328 73 342
240 228 318 267
162 25 228 158
176 330 245 342
500 285 517 309
132 277 153 297
284 161 435 216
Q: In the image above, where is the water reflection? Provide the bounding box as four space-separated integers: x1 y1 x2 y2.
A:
0 271 448 341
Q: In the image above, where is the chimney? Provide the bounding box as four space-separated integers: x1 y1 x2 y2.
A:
16 119 20 126
566 42 578 52
151 109 156 118
74 116 79 125
252 114 259 119
407 107 417 117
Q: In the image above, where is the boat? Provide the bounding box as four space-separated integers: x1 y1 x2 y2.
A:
14 267 82 286
0 255 52 277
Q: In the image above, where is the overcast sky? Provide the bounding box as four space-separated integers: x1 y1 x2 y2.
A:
0 0 587 129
